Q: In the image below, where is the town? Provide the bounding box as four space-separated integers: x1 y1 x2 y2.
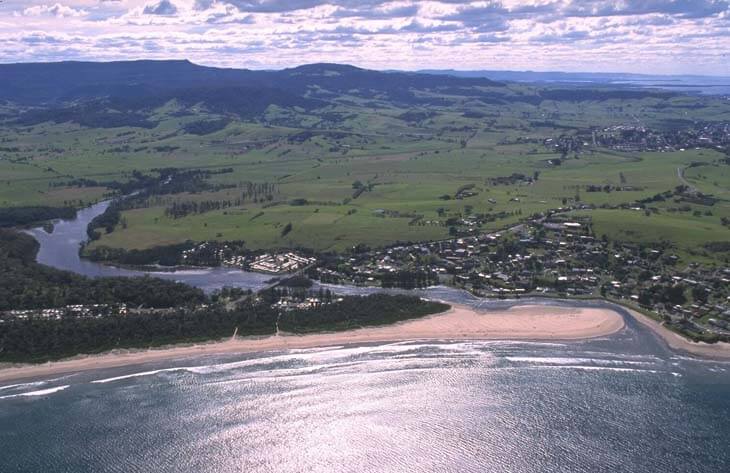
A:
310 212 730 343
543 122 730 156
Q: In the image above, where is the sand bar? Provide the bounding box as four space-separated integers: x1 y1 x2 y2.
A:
0 303 624 384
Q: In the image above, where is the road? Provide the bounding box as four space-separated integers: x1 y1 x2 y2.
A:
677 166 698 194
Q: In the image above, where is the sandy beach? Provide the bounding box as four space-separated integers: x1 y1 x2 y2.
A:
625 307 730 359
0 303 624 384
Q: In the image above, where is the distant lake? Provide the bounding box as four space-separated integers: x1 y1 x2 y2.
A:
421 70 730 96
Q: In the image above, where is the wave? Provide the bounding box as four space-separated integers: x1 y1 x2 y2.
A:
548 366 666 374
84 340 683 387
87 343 490 384
91 368 189 384
490 365 669 375
0 385 69 400
0 381 47 392
504 356 659 367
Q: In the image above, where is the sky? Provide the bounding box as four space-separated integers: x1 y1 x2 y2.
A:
0 1 729 75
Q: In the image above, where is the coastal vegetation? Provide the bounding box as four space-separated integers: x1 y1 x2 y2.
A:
0 223 449 364
0 302 278 363
0 289 449 363
278 294 449 333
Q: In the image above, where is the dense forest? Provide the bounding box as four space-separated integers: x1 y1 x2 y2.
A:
0 206 76 227
0 303 278 362
0 229 205 311
85 240 249 266
279 294 450 333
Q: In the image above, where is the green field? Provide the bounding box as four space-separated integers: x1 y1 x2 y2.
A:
1 84 728 258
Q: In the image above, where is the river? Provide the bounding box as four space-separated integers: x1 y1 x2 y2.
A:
25 200 275 293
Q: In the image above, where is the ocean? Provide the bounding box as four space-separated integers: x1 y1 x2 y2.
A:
2 327 729 472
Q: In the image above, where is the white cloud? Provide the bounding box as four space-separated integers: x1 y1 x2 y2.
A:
22 3 88 17
0 0 728 75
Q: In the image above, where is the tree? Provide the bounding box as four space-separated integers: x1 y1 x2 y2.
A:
281 222 293 237
692 286 708 305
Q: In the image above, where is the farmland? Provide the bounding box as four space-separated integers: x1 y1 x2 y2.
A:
0 63 728 262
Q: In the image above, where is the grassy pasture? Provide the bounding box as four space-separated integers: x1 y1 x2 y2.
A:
1 89 728 257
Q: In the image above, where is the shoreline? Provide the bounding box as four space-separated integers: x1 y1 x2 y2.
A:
623 306 730 360
0 303 624 384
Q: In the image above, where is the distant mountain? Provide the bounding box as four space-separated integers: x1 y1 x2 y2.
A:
0 60 502 106
1 60 696 130
0 60 511 128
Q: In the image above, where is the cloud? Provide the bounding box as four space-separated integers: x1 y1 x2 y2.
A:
206 12 254 24
22 3 88 17
440 3 511 32
562 0 729 19
20 32 66 44
195 0 417 13
334 4 419 19
143 0 178 16
205 1 327 13
531 29 592 44
474 33 509 43
400 20 461 33
193 0 216 10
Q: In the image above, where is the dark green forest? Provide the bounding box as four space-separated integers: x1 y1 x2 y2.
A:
0 206 76 227
279 294 450 333
0 303 278 362
0 229 205 311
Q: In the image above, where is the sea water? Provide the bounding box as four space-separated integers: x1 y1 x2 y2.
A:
1 332 729 472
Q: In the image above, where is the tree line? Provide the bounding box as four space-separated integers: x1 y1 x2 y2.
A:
0 206 76 227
